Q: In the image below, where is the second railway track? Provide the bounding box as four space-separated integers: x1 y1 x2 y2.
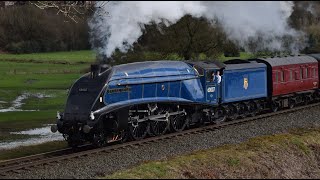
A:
1 102 320 178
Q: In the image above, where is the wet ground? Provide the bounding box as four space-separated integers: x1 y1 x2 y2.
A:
0 92 63 150
0 92 52 112
0 125 64 150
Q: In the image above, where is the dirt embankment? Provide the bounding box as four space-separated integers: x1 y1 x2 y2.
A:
107 128 320 179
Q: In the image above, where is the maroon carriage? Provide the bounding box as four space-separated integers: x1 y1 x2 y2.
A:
255 55 319 111
309 54 320 89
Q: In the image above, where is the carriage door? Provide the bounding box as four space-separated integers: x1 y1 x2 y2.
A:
205 69 218 104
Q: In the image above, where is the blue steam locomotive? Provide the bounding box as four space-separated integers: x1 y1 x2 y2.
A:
51 56 315 147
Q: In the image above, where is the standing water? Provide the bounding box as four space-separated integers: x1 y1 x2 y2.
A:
0 93 52 112
0 124 64 150
0 92 63 150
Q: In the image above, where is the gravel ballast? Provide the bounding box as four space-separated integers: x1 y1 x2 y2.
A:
5 105 320 179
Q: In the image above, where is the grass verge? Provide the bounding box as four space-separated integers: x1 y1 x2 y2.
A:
0 141 67 161
106 127 320 179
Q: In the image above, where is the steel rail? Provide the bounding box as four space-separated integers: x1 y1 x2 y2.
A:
1 102 320 177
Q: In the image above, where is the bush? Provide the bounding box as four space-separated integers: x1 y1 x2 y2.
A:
223 40 240 57
5 42 23 54
165 53 183 60
5 41 42 54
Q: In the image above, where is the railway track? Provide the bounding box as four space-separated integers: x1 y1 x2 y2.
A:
1 102 320 178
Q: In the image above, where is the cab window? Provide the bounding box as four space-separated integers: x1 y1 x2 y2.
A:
193 65 204 76
206 70 214 82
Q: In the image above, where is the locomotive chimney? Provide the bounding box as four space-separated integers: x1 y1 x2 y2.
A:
90 64 100 78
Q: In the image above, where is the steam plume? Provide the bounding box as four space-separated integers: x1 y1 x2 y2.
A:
89 1 306 58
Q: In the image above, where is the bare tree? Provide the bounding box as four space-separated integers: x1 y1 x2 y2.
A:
28 1 109 23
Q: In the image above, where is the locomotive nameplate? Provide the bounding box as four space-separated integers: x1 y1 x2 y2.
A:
107 86 131 94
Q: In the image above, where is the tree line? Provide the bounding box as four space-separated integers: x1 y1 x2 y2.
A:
0 5 91 54
0 1 320 62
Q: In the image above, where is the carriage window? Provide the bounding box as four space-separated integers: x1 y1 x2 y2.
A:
314 68 317 78
290 70 293 81
305 68 308 78
281 71 284 82
300 68 303 79
275 72 279 82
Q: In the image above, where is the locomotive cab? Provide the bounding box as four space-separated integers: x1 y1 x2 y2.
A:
188 61 226 104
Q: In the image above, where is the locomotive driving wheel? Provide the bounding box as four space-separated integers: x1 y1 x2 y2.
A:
93 131 107 147
149 107 170 136
170 112 188 132
129 117 149 141
119 129 129 143
92 121 107 147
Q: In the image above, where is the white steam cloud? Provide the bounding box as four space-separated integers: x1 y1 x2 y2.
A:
89 1 306 58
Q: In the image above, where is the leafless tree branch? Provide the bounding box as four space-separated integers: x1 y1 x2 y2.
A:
28 1 109 23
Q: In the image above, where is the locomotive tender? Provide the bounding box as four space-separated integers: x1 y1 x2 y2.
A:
52 54 320 147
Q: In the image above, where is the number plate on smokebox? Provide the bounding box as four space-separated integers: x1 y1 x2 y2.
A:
79 88 88 92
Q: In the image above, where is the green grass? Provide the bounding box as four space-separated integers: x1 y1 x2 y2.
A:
0 61 86 90
0 74 82 89
0 133 40 143
106 128 320 179
0 89 67 111
0 110 58 145
0 141 67 161
21 90 67 111
0 50 96 64
0 110 57 131
0 52 86 144
227 157 240 166
0 52 85 148
0 61 89 74
0 90 21 107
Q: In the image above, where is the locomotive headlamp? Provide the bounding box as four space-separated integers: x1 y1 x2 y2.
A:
57 111 61 120
90 112 95 120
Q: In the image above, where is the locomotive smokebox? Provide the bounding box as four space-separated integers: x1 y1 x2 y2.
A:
90 64 100 78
